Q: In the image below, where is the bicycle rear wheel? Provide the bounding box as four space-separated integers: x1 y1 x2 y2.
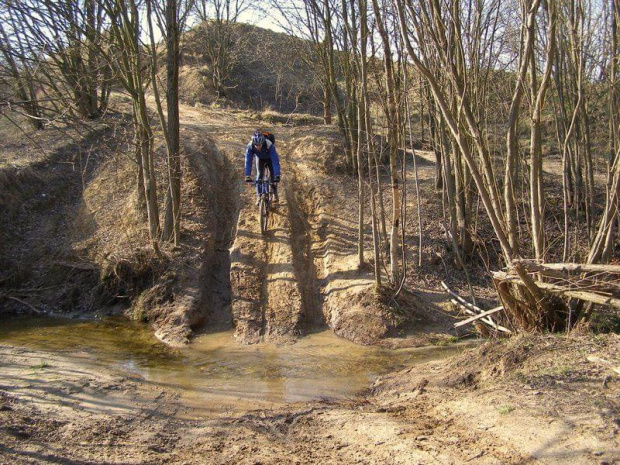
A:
259 194 268 234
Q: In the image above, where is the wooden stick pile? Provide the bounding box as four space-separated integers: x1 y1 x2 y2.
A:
441 281 511 334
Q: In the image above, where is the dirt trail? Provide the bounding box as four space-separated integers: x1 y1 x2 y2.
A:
228 136 310 344
173 106 316 344
200 117 396 345
229 187 305 344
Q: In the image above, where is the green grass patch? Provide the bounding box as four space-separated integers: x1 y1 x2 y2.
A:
498 405 515 415
431 336 460 346
29 362 51 369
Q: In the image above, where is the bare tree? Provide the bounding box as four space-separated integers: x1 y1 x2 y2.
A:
0 18 44 129
194 0 249 98
101 0 161 246
7 0 109 119
371 0 403 283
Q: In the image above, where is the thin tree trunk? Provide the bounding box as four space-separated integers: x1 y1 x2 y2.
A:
372 0 402 283
529 0 556 261
359 0 381 287
165 0 181 245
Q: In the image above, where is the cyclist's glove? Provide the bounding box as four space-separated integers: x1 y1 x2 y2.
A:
274 175 281 183
245 175 253 182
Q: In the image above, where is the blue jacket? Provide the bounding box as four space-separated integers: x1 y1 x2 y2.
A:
244 140 281 177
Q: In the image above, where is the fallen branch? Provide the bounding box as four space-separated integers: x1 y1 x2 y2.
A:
442 281 511 334
454 306 504 328
493 272 620 310
516 260 620 275
4 296 43 315
449 298 512 333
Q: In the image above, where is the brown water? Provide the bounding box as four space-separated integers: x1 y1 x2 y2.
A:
0 317 469 416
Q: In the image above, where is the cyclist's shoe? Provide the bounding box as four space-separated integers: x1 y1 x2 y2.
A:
274 175 281 183
245 175 253 182
273 193 279 203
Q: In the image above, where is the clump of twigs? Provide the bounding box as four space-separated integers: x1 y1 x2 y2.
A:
442 281 511 336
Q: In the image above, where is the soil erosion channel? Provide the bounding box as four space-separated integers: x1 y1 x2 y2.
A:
0 317 465 418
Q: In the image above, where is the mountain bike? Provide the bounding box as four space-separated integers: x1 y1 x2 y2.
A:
256 169 276 235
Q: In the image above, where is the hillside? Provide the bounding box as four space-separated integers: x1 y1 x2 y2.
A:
179 21 324 115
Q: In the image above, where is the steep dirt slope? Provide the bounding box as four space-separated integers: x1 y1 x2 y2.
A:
230 189 306 344
0 116 126 315
280 127 452 346
225 133 310 344
283 129 389 344
176 105 380 345
1 102 240 347
143 130 239 345
169 105 310 344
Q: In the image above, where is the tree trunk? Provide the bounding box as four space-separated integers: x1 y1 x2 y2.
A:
165 0 182 245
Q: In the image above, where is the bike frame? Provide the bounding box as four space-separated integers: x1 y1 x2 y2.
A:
256 168 276 203
256 169 274 234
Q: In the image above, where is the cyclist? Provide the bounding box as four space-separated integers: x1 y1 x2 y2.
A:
244 130 281 204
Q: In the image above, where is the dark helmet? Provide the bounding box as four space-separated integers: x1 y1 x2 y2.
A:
252 131 265 148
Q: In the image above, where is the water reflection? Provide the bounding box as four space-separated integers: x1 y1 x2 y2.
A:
0 316 467 415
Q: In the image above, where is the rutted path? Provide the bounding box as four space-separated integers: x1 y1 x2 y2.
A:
175 105 323 344
173 102 448 347
229 179 305 343
229 134 319 344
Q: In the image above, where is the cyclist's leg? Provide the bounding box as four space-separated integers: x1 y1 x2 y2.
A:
255 157 267 199
266 159 277 201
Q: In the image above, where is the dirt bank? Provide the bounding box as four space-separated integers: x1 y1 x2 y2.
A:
281 127 454 346
0 115 125 316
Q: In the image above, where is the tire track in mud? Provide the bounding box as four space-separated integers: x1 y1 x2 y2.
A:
261 195 304 342
284 165 325 327
182 113 324 344
285 136 393 345
230 177 305 344
227 135 324 344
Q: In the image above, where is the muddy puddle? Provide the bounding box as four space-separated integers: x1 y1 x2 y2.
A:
0 317 470 418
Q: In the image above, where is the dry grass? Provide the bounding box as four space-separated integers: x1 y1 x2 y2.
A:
257 110 325 127
0 167 45 212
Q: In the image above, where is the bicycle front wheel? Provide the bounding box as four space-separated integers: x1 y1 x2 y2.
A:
259 195 268 235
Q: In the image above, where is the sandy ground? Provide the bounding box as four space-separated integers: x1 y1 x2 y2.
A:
2 333 619 463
